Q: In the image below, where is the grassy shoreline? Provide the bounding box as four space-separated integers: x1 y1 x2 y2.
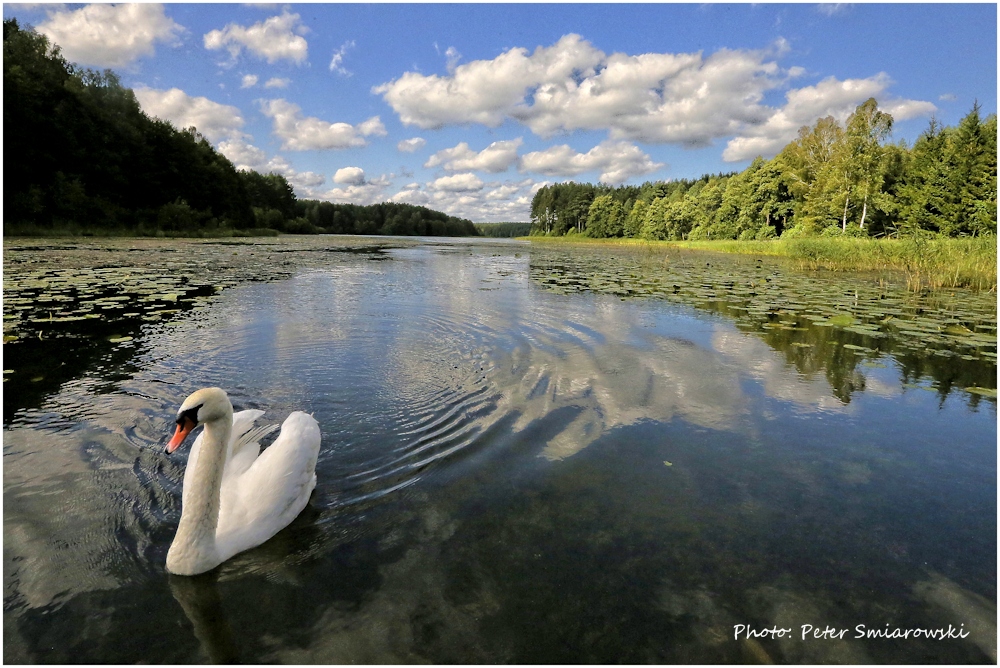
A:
524 235 998 292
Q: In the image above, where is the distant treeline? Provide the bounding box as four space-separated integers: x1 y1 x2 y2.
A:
531 99 997 240
475 222 533 237
3 19 477 238
293 200 478 236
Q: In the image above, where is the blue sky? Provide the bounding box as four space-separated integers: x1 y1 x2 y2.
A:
5 3 996 222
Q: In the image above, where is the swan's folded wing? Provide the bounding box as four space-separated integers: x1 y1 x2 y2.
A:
226 423 278 479
228 409 266 458
244 412 320 516
219 412 320 552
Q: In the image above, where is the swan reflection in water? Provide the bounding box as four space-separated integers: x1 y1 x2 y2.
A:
168 574 240 664
165 505 327 665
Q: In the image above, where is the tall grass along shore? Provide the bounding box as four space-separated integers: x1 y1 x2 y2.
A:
526 235 998 292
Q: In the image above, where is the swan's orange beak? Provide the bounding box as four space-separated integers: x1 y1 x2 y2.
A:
167 417 195 454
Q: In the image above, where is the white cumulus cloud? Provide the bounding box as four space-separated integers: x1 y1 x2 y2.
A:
37 4 182 68
425 139 523 173
264 77 290 89
261 99 383 150
722 74 937 161
217 137 268 170
267 156 326 190
485 179 535 202
356 116 388 137
397 137 427 153
390 183 431 207
376 33 935 158
373 33 783 146
218 140 326 193
374 34 604 130
204 10 307 65
319 174 392 205
881 98 938 121
430 173 485 192
391 177 538 221
240 74 259 89
333 167 366 185
520 141 663 183
134 86 244 142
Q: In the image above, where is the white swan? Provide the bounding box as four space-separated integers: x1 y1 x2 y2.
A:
164 387 321 576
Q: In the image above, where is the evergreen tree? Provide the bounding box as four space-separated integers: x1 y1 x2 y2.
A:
950 103 998 235
897 119 955 234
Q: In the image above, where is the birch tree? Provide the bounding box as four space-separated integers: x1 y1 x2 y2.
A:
844 98 893 230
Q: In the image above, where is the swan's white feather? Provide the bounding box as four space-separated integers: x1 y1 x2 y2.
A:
226 423 278 479
216 411 320 559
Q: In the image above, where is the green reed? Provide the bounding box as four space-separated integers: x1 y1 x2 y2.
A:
527 236 997 292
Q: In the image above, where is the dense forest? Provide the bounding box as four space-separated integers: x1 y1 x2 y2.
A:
3 20 477 238
294 200 477 236
475 222 533 238
531 99 997 241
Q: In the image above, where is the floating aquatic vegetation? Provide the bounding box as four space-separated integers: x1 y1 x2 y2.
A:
2 236 405 421
828 314 857 327
529 246 996 403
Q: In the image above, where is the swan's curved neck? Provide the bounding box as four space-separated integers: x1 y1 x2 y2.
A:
167 417 232 574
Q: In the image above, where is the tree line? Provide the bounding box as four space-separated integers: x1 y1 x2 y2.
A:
531 99 997 240
293 200 478 236
475 222 533 237
3 19 478 238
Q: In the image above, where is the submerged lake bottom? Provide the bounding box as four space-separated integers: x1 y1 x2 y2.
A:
3 236 996 663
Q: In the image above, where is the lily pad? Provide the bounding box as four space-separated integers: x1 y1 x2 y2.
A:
828 314 857 327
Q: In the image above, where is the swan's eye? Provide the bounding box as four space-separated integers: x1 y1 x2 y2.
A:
176 404 203 426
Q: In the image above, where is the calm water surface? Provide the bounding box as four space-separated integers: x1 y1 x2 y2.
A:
3 237 996 663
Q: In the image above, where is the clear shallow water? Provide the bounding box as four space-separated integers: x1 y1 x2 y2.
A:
3 238 996 663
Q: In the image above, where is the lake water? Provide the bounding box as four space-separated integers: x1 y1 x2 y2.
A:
3 237 996 663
